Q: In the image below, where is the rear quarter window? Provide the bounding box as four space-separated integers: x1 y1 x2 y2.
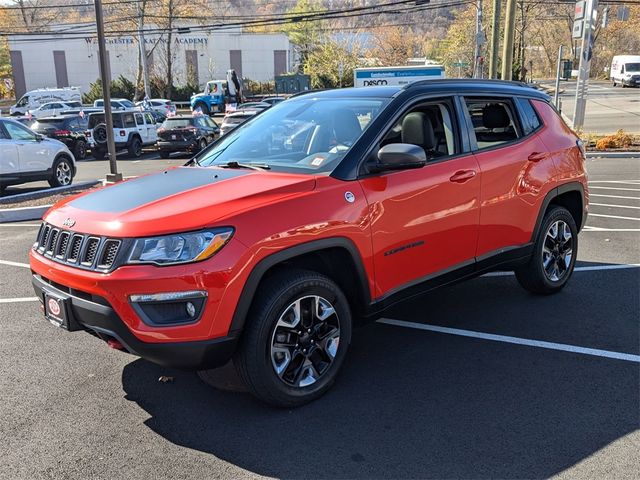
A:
517 98 542 135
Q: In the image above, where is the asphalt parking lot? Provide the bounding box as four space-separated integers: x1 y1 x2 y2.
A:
0 156 638 479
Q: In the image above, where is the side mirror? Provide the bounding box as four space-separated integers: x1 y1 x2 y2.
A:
35 133 44 142
373 143 427 172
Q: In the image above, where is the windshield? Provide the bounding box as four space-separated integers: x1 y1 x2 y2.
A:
161 118 194 129
625 63 640 72
197 97 387 174
16 96 29 107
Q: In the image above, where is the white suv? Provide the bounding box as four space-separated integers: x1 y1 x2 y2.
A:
86 110 158 159
0 118 76 191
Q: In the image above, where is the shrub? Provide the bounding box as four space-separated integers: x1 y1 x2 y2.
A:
82 75 136 104
595 129 634 150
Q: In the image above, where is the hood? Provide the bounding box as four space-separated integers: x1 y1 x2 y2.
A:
44 166 316 237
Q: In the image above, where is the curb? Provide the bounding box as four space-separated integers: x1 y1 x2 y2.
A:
586 151 640 158
0 180 100 205
0 205 51 223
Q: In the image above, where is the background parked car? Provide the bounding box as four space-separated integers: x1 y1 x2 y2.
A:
93 98 135 110
135 98 177 116
220 110 260 136
0 117 75 190
236 101 271 111
86 110 157 159
157 114 219 158
260 96 286 106
31 114 90 160
29 101 82 119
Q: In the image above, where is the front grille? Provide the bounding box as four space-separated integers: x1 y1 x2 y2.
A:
34 222 123 272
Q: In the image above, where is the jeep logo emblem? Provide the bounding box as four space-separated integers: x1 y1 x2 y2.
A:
63 218 75 228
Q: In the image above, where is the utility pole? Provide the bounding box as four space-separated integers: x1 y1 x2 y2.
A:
138 0 151 99
573 0 597 130
473 0 485 78
488 0 501 78
554 45 564 107
501 0 517 80
94 0 121 183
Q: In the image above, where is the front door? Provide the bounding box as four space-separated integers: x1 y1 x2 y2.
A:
4 121 51 172
358 97 481 297
0 124 20 176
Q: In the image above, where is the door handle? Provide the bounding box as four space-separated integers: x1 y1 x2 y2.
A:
449 170 477 183
528 151 546 162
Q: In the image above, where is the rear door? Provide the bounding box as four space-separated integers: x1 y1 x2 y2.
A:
144 112 158 142
461 96 550 258
358 96 481 296
4 121 53 172
0 122 20 176
134 113 148 144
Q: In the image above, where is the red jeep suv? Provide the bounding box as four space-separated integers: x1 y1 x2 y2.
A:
30 80 588 407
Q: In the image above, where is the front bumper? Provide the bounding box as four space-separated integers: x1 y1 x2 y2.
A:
32 273 238 369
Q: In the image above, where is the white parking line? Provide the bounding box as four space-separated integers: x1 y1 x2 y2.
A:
0 260 30 269
589 186 640 192
588 213 640 221
590 194 640 200
590 203 640 210
583 227 640 232
0 223 41 227
589 180 640 185
377 318 640 364
483 263 640 277
0 297 38 304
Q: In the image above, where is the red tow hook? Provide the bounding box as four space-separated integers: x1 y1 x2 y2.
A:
107 339 125 350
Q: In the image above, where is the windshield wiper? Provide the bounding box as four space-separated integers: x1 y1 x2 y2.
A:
220 161 271 170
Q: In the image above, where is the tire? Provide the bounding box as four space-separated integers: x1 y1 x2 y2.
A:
92 148 106 160
48 156 74 188
198 138 207 151
232 269 352 407
159 150 171 159
515 206 578 294
612 80 617 87
93 124 108 145
73 139 87 160
127 137 142 158
194 102 209 115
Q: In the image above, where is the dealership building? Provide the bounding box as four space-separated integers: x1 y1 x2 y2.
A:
8 26 294 98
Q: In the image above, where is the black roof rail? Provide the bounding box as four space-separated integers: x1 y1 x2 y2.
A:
403 78 534 90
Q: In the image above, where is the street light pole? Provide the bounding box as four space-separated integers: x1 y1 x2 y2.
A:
138 0 151 99
554 45 564 108
94 0 121 183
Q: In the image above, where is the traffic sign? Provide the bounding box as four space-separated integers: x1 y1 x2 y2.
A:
575 0 586 19
572 19 583 38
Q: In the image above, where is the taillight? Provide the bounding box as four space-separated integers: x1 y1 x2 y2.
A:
576 139 586 158
157 128 165 133
85 131 91 137
119 130 126 137
54 130 71 136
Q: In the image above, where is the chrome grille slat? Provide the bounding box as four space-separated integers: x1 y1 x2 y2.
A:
34 223 122 272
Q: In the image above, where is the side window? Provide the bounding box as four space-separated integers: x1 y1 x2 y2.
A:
465 98 520 150
0 124 8 139
5 122 37 141
517 98 542 135
122 114 135 128
134 113 144 126
380 99 458 160
144 112 154 125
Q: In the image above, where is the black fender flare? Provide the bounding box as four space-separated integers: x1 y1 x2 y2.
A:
531 181 586 242
127 132 142 146
228 237 371 335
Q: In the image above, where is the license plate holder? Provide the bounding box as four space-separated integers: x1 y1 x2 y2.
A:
43 292 79 331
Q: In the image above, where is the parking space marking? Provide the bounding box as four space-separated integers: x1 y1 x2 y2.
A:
0 223 41 227
589 180 640 184
590 193 640 200
0 260 30 268
377 318 640 363
588 213 640 221
583 227 640 232
483 263 640 277
590 203 640 210
0 297 38 303
589 186 640 192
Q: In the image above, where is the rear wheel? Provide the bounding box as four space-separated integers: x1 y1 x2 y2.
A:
92 148 106 160
231 269 352 407
159 150 171 159
48 156 73 188
194 102 209 115
198 138 207 151
73 139 87 160
127 137 142 158
515 206 578 294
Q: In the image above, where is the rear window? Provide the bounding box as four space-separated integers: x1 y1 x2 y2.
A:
32 118 65 129
88 113 124 129
465 98 521 150
162 119 194 128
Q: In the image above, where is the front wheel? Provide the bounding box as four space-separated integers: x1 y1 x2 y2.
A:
48 156 73 188
232 269 352 407
127 137 142 158
515 206 578 294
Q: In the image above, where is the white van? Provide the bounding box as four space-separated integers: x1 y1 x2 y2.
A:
9 87 82 115
610 55 640 87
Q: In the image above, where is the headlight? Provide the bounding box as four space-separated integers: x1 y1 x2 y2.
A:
127 228 233 265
